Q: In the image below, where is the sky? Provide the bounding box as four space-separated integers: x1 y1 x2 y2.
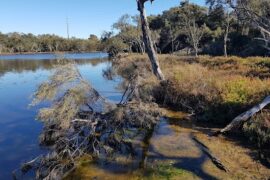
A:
0 0 205 39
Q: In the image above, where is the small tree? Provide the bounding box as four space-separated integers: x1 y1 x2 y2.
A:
137 0 165 80
113 14 145 54
180 1 207 57
207 1 234 57
186 21 206 57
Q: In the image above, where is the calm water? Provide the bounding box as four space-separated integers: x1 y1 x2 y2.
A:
0 52 122 179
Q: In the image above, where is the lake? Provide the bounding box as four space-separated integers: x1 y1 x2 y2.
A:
0 52 122 179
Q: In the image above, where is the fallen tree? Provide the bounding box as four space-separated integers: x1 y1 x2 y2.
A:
213 96 270 136
13 62 161 179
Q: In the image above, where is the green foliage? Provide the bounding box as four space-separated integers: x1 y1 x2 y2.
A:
2 0 270 56
103 0 269 56
112 14 145 54
145 164 195 180
100 35 128 57
0 32 101 53
222 78 252 104
121 55 270 124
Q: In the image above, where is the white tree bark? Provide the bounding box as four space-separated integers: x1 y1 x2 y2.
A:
137 0 165 80
224 11 230 57
214 96 270 135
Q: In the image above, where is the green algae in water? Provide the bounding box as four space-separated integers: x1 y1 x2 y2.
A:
68 160 197 180
144 164 198 180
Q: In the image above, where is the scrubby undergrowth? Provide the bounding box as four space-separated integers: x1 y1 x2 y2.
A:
15 55 270 178
114 54 270 159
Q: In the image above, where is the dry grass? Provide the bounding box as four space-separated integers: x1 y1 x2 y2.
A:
116 54 270 152
195 132 270 179
117 54 270 122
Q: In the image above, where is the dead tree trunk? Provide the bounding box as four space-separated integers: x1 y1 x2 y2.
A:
213 96 270 136
224 11 230 57
224 32 228 57
224 21 229 57
137 0 165 80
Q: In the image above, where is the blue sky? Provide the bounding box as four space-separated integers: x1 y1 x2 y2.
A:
0 0 205 39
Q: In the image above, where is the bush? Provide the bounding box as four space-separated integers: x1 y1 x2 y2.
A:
117 55 270 125
243 110 270 148
116 54 270 160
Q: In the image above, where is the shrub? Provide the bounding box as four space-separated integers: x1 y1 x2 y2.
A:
243 110 270 146
117 54 270 159
117 54 270 125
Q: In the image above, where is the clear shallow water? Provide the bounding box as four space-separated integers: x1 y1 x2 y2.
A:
0 53 122 179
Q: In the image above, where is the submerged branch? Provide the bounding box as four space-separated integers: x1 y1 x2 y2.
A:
192 136 228 172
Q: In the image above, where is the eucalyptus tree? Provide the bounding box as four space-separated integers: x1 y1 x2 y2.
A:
238 0 270 52
100 31 129 57
132 15 146 53
207 1 234 57
207 0 270 52
113 14 145 53
208 0 270 136
87 34 100 51
157 7 184 53
179 1 208 57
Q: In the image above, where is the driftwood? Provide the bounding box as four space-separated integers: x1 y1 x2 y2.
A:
192 136 228 172
213 96 270 136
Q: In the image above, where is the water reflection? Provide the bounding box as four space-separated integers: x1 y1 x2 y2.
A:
0 52 107 60
0 58 107 78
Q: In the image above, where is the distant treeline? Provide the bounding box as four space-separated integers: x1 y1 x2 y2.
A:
0 33 101 53
101 0 270 57
1 1 269 56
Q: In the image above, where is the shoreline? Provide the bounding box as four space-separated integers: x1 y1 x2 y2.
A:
0 51 104 56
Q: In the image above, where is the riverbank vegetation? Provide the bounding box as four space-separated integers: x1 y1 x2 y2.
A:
10 0 270 179
114 54 270 160
0 33 100 53
102 0 270 57
15 54 270 179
